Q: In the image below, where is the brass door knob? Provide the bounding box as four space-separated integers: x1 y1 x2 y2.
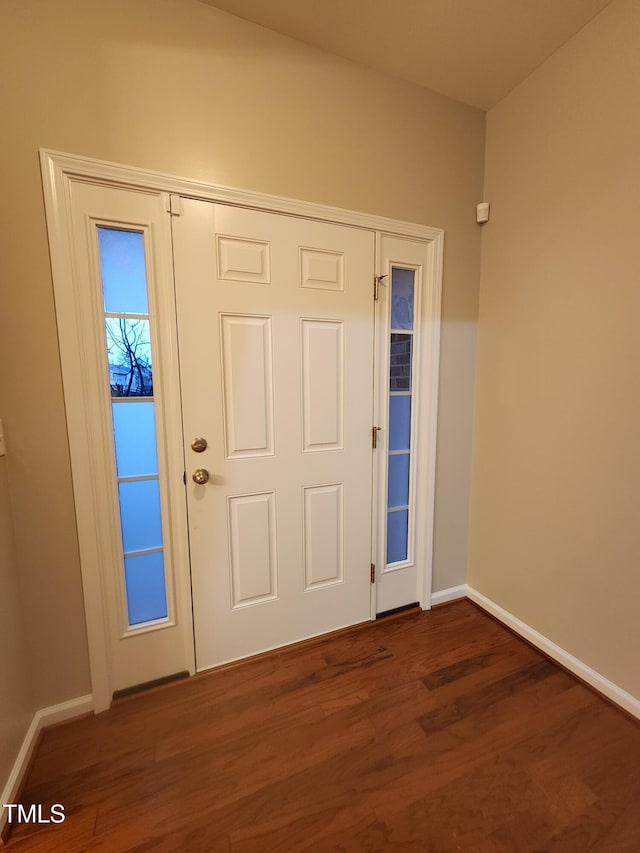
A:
192 468 210 485
191 437 208 453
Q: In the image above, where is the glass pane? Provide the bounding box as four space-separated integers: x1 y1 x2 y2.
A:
390 334 412 391
387 510 408 564
112 402 158 478
389 395 411 451
118 479 163 553
105 317 153 397
388 453 410 508
391 268 415 330
124 551 168 625
97 228 148 315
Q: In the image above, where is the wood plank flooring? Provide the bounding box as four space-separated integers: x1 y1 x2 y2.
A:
5 600 640 851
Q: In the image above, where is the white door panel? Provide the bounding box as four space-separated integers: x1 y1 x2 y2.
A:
173 200 375 669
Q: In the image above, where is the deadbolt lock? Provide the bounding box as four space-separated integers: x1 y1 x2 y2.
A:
191 437 208 453
192 468 210 485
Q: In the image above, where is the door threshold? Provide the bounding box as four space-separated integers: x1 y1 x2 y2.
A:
113 670 189 701
376 601 420 620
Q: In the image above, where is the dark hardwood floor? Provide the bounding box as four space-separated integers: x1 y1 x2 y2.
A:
6 600 640 851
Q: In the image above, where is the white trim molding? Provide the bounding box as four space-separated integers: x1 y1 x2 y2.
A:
420 239 443 611
431 584 468 606
0 696 93 839
40 149 444 243
467 586 640 720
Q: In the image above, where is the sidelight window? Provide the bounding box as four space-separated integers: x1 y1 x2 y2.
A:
386 267 415 565
97 227 168 627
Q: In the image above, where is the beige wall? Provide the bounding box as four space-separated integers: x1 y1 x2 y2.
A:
0 0 483 708
0 455 35 791
470 0 640 698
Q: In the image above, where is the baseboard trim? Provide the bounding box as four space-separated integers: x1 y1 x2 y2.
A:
430 584 468 607
0 695 93 843
466 586 640 721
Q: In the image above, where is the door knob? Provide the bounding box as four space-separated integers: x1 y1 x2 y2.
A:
192 468 210 485
191 437 208 453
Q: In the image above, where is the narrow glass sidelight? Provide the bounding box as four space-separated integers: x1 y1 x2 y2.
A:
97 226 168 627
386 267 415 566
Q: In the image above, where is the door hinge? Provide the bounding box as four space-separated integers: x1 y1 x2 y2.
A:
182 471 186 485
372 425 381 449
168 195 183 217
370 563 376 583
374 274 387 301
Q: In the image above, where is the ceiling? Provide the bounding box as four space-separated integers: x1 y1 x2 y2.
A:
199 0 612 110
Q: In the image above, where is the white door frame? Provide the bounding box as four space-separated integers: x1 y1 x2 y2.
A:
40 149 443 712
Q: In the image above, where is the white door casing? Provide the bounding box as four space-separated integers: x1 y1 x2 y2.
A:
173 200 376 669
41 149 443 711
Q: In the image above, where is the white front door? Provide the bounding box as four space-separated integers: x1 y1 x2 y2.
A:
172 200 376 669
44 152 442 709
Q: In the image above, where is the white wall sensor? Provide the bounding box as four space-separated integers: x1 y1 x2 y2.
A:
476 202 490 224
